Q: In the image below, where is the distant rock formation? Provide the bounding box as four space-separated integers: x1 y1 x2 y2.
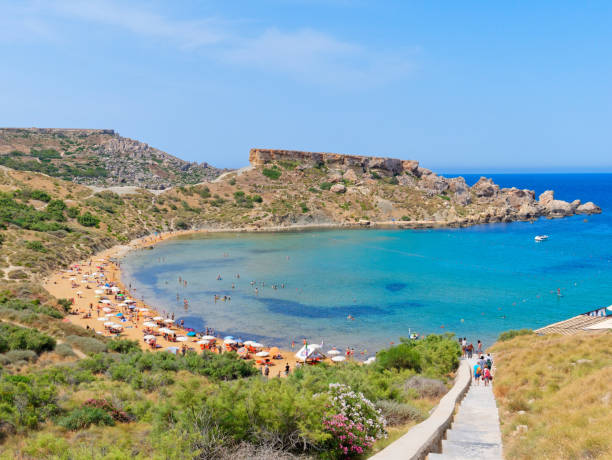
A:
0 128 225 189
249 148 602 222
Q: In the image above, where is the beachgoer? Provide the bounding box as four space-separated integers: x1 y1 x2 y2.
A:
284 363 290 376
483 367 492 386
467 343 474 359
485 353 493 369
263 364 270 378
477 340 482 354
473 363 482 385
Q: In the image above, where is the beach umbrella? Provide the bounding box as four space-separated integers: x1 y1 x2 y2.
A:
76 291 83 295
255 351 269 357
116 313 123 317
143 322 157 328
163 319 174 324
201 335 217 340
176 336 188 342
143 335 155 341
364 357 376 365
96 317 107 321
100 299 111 304
187 331 196 337
197 339 211 344
104 321 115 326
110 324 123 330
607 305 612 311
224 338 237 344
102 307 112 313
243 340 256 346
223 335 234 341
138 307 149 312
105 313 115 317
159 327 173 334
111 286 120 292
250 342 264 349
94 289 104 294
153 316 164 321
327 350 341 356
117 303 127 307
331 356 346 363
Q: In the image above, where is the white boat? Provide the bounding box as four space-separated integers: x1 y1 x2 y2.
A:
535 235 549 242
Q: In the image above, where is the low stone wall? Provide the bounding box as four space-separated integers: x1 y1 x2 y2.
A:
370 359 472 460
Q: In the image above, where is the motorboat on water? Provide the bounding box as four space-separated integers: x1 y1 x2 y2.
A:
535 235 549 242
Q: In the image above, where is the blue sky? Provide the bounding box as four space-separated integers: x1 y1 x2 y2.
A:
1 1 611 171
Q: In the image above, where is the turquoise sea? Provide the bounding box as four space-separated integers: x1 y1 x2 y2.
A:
121 174 612 354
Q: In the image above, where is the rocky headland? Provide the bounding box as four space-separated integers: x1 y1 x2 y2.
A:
248 148 601 226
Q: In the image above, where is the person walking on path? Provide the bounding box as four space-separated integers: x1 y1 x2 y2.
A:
263 364 270 378
477 340 483 355
473 362 482 385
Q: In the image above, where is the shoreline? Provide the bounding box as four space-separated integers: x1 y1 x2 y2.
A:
43 228 351 376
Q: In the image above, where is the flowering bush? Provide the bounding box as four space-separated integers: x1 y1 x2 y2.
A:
324 383 386 458
83 398 132 423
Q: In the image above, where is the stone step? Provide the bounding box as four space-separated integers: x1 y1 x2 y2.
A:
446 428 502 444
428 453 496 460
441 440 502 458
451 421 500 432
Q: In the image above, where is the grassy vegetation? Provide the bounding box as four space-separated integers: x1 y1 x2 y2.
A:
490 331 612 459
0 303 460 459
262 166 282 180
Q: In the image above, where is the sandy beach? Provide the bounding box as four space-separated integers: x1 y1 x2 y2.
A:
43 229 344 377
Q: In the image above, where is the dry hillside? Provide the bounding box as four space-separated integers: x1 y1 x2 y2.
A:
0 128 223 189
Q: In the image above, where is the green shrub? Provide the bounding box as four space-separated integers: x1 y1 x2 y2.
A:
376 343 422 372
196 186 211 199
0 349 38 364
25 241 47 252
54 343 76 357
498 329 533 342
175 220 189 230
375 400 424 425
64 335 107 354
0 323 56 354
57 298 73 312
262 167 281 180
0 374 60 430
57 406 115 431
66 206 80 218
403 375 447 398
30 190 52 202
77 212 100 227
107 339 140 354
319 182 332 190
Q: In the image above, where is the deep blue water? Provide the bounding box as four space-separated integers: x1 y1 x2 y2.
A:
122 174 612 355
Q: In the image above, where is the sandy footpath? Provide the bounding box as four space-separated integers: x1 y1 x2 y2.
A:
43 229 340 376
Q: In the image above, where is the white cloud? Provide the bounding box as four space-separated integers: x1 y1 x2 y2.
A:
0 0 415 87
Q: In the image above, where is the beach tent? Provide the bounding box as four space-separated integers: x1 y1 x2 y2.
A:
295 344 325 362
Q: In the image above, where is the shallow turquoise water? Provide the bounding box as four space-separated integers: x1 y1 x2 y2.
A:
122 174 612 353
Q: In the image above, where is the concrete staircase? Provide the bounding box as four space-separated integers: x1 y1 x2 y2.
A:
428 365 502 460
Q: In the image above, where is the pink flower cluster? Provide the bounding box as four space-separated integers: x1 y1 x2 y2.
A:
323 413 375 458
